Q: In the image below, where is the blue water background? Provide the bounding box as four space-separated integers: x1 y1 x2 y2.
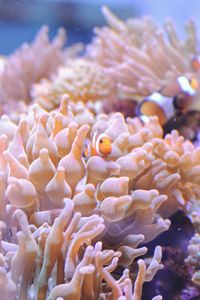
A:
0 0 200 54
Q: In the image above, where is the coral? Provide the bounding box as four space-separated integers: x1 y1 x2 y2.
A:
87 6 200 102
144 210 196 300
185 205 200 289
185 233 200 286
32 58 114 111
0 96 199 298
1 7 200 299
0 202 163 300
0 26 66 115
182 184 200 292
0 98 168 299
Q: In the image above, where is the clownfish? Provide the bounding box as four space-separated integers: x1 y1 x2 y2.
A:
138 75 199 125
84 132 112 157
177 76 198 95
191 55 200 72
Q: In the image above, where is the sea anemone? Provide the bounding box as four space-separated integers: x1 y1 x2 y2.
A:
87 7 200 132
0 95 199 298
88 6 200 100
32 58 114 111
1 6 200 299
0 26 66 115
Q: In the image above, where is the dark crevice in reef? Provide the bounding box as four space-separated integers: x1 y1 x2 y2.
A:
163 110 200 142
141 210 200 300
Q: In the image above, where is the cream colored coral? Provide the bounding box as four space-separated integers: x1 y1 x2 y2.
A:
87 6 200 103
0 99 200 299
185 230 200 286
32 58 113 111
0 200 162 300
0 26 67 116
185 204 200 286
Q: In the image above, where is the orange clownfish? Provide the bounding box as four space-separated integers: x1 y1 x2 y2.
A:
191 55 200 72
139 76 199 125
84 132 112 157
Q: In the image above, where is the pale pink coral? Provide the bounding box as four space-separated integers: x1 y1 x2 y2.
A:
0 201 163 300
87 6 200 106
0 100 166 299
0 98 200 299
185 200 200 287
32 58 114 111
0 26 66 115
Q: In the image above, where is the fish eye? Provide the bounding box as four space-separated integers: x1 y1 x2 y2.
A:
100 139 103 143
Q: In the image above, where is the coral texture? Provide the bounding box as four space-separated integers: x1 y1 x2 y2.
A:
1 7 200 300
0 26 66 115
0 202 163 300
185 204 200 288
32 58 114 111
185 232 200 286
0 98 166 299
0 96 200 298
87 6 200 102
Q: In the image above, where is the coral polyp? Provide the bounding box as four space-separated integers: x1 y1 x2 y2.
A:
88 6 200 100
0 96 199 299
0 100 169 299
32 59 113 111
